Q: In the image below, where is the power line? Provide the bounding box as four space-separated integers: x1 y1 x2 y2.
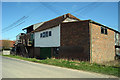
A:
40 2 61 15
2 2 110 40
2 4 45 39
2 5 42 32
3 2 60 33
3 16 26 30
77 2 103 15
71 2 99 14
2 21 25 33
18 3 62 27
2 4 43 33
2 16 28 31
3 4 43 31
3 2 102 33
70 2 103 20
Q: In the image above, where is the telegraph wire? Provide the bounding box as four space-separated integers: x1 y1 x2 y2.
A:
71 2 99 14
2 2 99 33
2 16 28 31
40 2 61 15
20 2 62 26
2 4 44 35
2 2 105 40
3 16 26 30
77 2 103 15
2 21 25 33
2 2 89 40
3 2 62 33
3 2 98 33
70 2 103 20
2 4 42 32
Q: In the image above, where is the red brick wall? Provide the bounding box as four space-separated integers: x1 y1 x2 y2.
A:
90 23 115 63
59 21 90 61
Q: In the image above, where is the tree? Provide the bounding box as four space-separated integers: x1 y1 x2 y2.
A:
2 40 11 50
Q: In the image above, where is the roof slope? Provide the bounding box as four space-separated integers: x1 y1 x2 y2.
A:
27 13 119 33
32 13 81 32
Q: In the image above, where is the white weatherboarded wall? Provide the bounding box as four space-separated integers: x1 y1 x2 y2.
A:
63 18 78 22
33 22 44 30
34 25 60 47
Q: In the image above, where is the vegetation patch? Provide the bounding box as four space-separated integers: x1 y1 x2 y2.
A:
3 55 119 77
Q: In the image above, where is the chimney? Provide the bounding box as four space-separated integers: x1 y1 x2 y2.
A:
64 14 66 18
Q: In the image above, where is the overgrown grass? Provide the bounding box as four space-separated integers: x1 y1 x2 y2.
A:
3 55 120 77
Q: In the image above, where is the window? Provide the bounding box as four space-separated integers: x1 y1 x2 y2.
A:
40 33 42 38
101 27 104 34
18 40 22 43
49 31 52 36
105 28 108 35
101 26 108 35
40 31 52 38
43 32 45 38
46 31 48 37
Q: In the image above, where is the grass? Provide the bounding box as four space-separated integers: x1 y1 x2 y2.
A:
3 55 120 77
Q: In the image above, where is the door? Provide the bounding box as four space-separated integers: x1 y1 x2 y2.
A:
40 47 51 59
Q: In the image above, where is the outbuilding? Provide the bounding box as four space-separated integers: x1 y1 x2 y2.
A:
18 13 120 63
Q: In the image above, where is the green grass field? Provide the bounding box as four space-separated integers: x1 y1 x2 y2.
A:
3 55 120 77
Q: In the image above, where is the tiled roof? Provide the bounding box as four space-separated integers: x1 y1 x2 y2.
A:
23 13 119 34
32 13 81 32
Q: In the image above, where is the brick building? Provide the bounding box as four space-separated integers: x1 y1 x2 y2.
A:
17 13 120 63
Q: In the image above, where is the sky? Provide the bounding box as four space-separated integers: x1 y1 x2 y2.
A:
2 2 118 40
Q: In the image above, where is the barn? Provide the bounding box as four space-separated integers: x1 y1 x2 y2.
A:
16 13 120 63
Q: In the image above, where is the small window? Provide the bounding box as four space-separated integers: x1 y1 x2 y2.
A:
49 31 52 36
40 33 42 38
101 26 108 35
105 28 108 35
101 27 104 34
46 31 48 37
43 32 45 38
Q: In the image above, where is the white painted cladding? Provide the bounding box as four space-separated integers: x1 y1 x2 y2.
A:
33 22 44 30
63 18 78 22
34 25 60 47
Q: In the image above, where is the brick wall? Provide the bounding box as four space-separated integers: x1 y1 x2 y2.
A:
59 21 90 61
34 47 41 59
90 23 115 63
26 46 34 58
